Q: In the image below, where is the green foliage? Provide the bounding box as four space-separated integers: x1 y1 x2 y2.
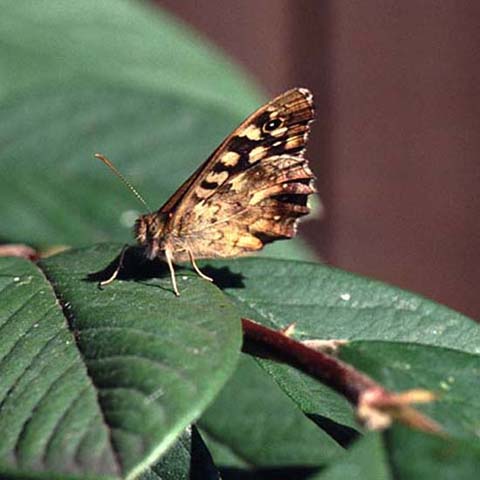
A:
198 356 342 468
2 247 479 478
0 0 308 260
0 248 241 479
199 258 480 475
0 1 479 479
139 426 220 480
206 256 479 431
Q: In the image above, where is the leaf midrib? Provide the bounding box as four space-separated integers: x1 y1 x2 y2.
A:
35 260 123 477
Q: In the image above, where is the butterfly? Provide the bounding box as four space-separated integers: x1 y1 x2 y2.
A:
97 88 316 295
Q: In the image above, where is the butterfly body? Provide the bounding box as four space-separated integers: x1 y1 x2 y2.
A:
103 88 317 295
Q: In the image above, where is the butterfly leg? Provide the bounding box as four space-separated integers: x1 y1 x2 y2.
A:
165 248 180 296
98 244 128 289
187 248 213 282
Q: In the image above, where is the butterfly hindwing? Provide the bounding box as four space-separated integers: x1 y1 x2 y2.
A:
174 154 316 259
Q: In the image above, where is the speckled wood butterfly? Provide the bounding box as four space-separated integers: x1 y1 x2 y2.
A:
98 88 316 295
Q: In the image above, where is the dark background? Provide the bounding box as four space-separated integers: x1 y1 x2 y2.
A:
157 0 480 319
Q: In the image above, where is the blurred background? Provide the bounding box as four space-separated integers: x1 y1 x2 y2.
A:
158 1 480 318
0 0 478 318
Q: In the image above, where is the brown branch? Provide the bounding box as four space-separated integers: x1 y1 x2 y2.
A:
241 317 442 434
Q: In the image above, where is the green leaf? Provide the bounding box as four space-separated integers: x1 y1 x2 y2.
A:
340 341 480 440
139 426 220 480
385 425 480 479
311 342 480 478
199 257 479 477
314 428 480 480
0 0 260 111
0 87 241 245
0 0 312 261
2 249 478 478
198 356 343 470
0 0 256 246
201 257 479 434
210 258 479 352
313 433 389 480
0 244 241 479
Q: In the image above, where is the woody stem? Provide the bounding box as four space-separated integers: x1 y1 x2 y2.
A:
241 317 378 404
240 317 441 433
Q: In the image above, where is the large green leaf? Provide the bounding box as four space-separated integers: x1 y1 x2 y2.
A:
0 0 260 110
0 87 239 245
0 245 241 479
208 257 479 352
0 0 312 261
0 0 257 245
198 356 343 470
2 247 479 478
0 0 316 258
200 257 480 475
203 257 479 429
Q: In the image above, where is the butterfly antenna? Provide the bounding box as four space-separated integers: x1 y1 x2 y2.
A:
95 153 152 212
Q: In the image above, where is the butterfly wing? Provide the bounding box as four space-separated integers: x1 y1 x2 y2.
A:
174 154 316 259
161 88 316 260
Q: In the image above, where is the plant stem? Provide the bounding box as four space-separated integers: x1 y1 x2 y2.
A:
241 317 441 433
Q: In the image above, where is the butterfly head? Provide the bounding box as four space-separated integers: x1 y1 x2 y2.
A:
134 212 168 259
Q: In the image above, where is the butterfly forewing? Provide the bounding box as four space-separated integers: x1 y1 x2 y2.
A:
159 88 314 217
159 88 316 260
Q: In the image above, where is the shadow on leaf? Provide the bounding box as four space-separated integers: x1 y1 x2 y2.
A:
218 466 320 480
85 247 246 291
200 265 246 290
85 246 180 284
306 413 360 448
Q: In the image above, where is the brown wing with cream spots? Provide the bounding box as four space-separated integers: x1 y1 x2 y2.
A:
160 88 314 226
170 154 316 260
